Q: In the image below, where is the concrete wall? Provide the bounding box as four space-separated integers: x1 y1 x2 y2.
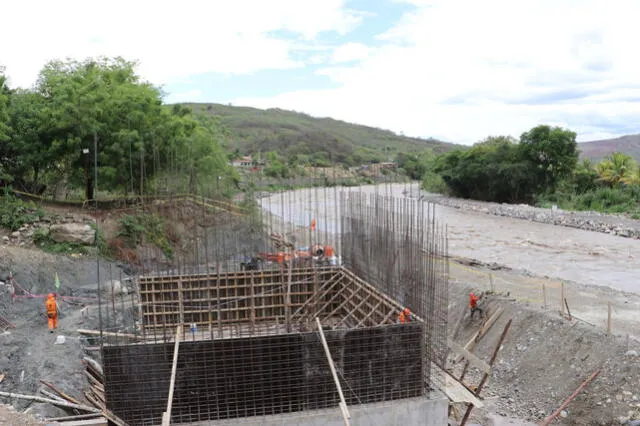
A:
201 393 448 426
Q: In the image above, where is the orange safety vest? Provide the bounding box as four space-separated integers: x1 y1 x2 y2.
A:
469 294 479 308
45 298 57 318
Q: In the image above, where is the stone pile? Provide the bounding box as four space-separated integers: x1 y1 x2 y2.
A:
422 194 640 239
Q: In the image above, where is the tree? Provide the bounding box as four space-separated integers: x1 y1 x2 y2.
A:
569 159 599 194
430 136 535 202
5 90 56 187
0 69 12 181
0 68 9 142
518 125 578 193
395 152 426 180
595 152 636 187
35 57 167 198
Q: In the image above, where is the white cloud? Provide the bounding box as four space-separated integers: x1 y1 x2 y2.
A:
169 89 204 103
0 0 362 88
330 42 371 63
234 0 640 143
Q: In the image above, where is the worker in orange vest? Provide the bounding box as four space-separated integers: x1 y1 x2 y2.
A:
45 293 58 332
469 292 483 319
398 307 412 324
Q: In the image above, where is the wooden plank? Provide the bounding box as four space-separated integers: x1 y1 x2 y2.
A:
540 369 601 426
40 380 83 406
454 308 503 364
162 326 181 426
355 300 382 327
447 339 491 374
460 319 512 426
444 374 484 408
46 413 103 421
316 318 351 426
0 391 101 413
177 278 185 325
323 286 358 319
54 418 107 425
291 272 342 319
77 329 139 340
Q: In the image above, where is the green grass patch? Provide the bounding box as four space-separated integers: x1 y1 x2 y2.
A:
538 185 640 216
0 191 45 231
117 214 175 259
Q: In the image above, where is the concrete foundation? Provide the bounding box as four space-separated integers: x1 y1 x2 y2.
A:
196 393 449 426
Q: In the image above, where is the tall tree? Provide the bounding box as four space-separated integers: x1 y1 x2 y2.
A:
0 68 11 181
6 90 52 185
518 125 578 193
35 57 166 198
0 68 9 142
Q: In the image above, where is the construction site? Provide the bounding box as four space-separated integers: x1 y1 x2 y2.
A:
0 178 457 426
1 175 640 426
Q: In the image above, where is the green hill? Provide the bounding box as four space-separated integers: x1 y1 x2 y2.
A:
183 103 459 165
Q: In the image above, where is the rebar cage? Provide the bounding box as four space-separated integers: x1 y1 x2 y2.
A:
96 186 448 425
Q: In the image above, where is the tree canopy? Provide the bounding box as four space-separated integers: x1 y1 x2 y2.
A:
0 57 235 198
429 126 579 203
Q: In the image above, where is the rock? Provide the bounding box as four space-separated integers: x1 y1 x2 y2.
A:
2 236 8 242
49 223 95 244
625 350 639 357
54 335 66 345
560 410 568 418
10 231 20 238
104 280 129 295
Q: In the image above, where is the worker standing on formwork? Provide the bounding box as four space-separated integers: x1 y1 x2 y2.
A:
398 307 412 324
45 293 58 333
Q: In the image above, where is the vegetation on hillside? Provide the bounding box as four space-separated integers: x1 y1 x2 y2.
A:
0 59 236 200
422 125 640 217
184 102 457 167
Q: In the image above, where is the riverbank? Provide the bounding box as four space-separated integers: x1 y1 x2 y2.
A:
418 191 640 239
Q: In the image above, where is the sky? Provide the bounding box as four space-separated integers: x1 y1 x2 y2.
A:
2 0 639 145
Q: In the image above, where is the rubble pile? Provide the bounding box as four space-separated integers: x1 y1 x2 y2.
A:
423 194 640 239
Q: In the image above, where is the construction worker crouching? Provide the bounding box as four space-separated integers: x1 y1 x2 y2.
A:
45 293 58 332
398 307 412 324
469 292 484 319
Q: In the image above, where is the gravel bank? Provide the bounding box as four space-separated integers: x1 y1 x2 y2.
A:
420 192 640 239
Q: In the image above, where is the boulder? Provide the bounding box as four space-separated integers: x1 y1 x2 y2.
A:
103 279 129 295
49 223 95 245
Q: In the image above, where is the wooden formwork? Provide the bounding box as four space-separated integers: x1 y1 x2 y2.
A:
137 266 411 337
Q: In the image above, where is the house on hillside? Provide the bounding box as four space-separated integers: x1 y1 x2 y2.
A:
230 156 266 170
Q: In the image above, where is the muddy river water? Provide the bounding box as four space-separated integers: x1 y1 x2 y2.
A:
260 183 640 294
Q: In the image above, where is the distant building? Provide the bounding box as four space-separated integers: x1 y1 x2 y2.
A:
379 162 397 169
231 156 265 168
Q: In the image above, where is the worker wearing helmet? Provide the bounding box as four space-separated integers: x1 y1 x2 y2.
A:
398 307 412 324
45 293 58 332
469 292 483 319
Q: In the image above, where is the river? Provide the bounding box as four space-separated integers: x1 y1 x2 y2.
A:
260 183 640 293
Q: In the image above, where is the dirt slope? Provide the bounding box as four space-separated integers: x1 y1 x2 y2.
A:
449 279 640 425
